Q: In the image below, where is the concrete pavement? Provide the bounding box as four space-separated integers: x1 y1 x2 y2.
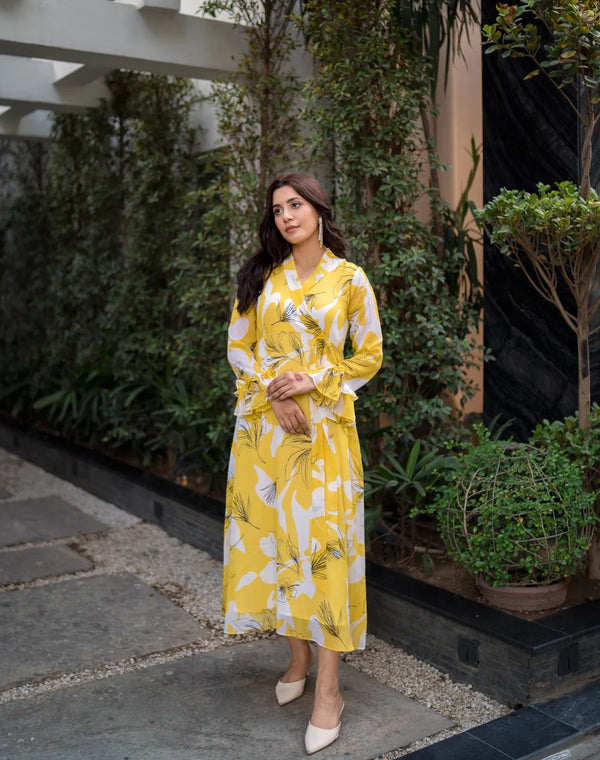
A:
1 451 600 760
0 476 452 759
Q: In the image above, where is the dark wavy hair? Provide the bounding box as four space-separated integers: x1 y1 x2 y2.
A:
235 173 347 313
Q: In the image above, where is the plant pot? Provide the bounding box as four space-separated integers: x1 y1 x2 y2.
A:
477 576 569 612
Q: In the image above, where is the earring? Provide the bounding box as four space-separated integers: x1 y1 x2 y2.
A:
318 216 323 247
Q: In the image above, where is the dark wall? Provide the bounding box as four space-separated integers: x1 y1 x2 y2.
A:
481 0 600 439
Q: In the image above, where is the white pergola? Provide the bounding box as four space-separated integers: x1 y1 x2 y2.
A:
0 0 280 143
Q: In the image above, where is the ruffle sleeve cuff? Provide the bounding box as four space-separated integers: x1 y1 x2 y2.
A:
309 368 343 405
309 369 357 424
233 370 274 416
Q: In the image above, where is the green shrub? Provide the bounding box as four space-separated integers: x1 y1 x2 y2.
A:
300 0 484 462
0 72 233 490
426 426 597 586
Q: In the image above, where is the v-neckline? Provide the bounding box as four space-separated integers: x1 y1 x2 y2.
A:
281 250 338 312
292 250 329 292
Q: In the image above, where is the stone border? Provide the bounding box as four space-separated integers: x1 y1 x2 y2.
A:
405 679 600 760
2 417 599 706
0 418 224 560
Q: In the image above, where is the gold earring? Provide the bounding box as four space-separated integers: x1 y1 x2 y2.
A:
318 216 323 246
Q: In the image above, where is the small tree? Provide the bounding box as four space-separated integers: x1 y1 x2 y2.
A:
478 0 600 429
478 0 600 576
479 182 600 428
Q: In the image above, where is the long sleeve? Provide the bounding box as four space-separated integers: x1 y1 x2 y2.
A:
308 267 383 411
227 300 274 416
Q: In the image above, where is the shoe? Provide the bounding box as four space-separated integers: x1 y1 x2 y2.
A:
304 701 344 755
275 677 307 706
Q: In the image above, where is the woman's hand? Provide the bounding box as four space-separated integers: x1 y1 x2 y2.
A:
271 398 310 435
267 371 315 402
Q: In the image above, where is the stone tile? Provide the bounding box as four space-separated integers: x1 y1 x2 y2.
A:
0 544 92 584
537 680 600 733
0 638 452 760
542 601 600 636
403 731 511 759
0 573 206 688
0 496 108 546
470 707 578 759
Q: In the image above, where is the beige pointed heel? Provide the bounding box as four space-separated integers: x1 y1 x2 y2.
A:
304 701 344 755
275 676 307 706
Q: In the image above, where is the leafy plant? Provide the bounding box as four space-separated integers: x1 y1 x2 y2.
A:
442 138 483 309
299 0 484 460
480 0 600 576
0 142 52 404
531 403 600 490
0 72 235 492
365 440 454 555
426 425 597 586
531 404 600 577
201 0 305 266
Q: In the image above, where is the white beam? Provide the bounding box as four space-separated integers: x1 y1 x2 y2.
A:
0 56 110 113
52 62 110 86
0 110 52 141
1 104 35 118
0 0 246 80
139 0 181 11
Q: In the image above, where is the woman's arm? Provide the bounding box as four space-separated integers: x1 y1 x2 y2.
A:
310 267 382 406
268 268 382 408
228 301 309 432
228 301 272 414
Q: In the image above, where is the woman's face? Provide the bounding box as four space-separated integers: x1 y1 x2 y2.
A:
272 185 320 248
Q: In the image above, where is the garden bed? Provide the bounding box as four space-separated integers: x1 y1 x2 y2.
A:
2 416 600 707
370 548 600 622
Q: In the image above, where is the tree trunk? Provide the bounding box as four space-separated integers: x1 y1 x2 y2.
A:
576 306 591 430
258 0 273 200
577 304 600 578
118 114 129 260
588 534 600 580
579 92 595 201
363 174 381 269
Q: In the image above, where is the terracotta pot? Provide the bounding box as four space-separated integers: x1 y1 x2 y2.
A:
477 576 569 612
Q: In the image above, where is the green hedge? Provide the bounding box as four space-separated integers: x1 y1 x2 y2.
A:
0 72 232 491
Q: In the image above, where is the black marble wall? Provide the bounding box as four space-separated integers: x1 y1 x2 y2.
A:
482 0 600 439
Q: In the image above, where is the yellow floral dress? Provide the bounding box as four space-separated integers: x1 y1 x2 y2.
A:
223 249 383 651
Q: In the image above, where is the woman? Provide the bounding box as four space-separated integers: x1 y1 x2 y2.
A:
223 173 382 754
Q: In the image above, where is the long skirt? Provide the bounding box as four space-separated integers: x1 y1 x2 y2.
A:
222 401 366 652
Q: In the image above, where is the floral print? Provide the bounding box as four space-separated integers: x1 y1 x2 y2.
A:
223 249 382 651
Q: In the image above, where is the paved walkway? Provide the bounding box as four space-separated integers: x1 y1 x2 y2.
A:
0 448 599 760
0 451 453 759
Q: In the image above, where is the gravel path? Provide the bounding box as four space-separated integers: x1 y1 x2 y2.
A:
0 448 510 757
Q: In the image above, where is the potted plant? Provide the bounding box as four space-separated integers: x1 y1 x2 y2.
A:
425 425 597 611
